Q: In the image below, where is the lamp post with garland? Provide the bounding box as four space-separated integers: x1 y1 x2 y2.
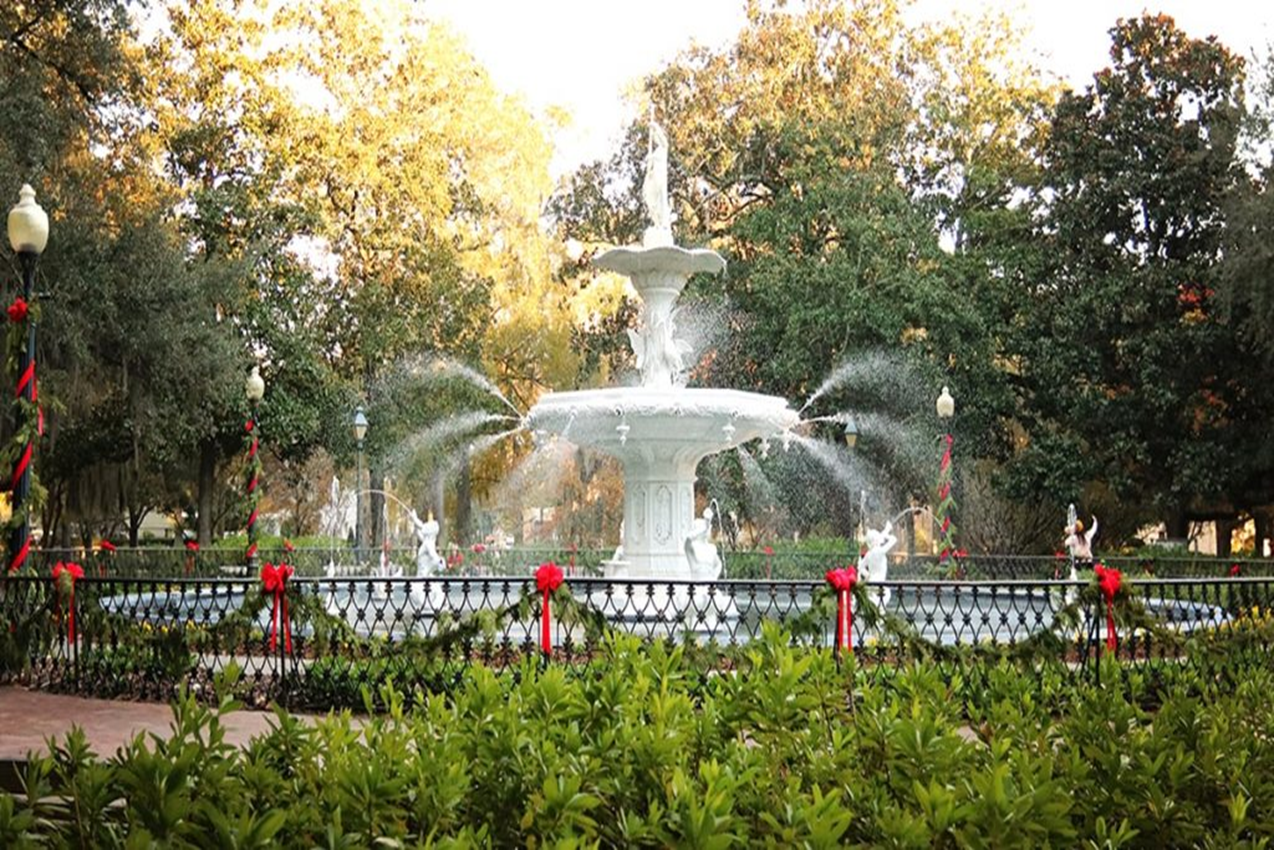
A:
244 366 265 571
935 386 957 566
6 186 48 574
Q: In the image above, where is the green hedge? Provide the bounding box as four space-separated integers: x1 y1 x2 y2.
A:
4 628 1274 847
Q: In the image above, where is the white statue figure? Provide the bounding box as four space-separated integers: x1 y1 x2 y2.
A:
1062 513 1098 607
324 559 342 617
1063 515 1099 565
407 509 446 611
627 308 693 388
684 506 723 580
408 509 445 577
641 118 672 246
857 521 898 609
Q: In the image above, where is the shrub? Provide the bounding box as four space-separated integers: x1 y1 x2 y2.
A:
4 631 1274 847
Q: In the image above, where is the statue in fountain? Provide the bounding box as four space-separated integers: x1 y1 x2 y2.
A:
1063 514 1098 567
627 309 693 388
642 119 672 247
684 506 723 580
1059 508 1097 607
404 509 446 611
408 508 446 577
858 521 898 608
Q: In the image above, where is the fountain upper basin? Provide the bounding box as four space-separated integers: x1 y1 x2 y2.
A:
528 386 799 460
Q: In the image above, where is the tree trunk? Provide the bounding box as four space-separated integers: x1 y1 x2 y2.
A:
455 454 472 544
432 473 446 545
197 440 216 546
1216 518 1234 558
369 463 385 552
127 505 146 547
1164 509 1190 543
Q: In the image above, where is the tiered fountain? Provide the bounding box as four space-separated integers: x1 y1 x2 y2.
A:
526 122 800 580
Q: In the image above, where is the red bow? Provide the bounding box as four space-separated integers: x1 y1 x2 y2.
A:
1094 564 1122 652
535 562 565 656
98 539 117 575
825 566 858 654
261 562 294 654
52 562 85 643
7 297 28 324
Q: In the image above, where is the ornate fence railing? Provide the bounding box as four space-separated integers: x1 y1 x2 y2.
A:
28 546 1274 581
2 572 1271 708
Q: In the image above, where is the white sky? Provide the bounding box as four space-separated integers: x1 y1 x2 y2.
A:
425 0 1273 176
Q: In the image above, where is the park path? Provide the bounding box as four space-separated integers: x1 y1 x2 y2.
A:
0 686 308 762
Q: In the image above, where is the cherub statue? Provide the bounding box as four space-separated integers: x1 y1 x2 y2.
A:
684 506 723 580
1063 515 1098 566
857 521 898 609
407 509 446 610
408 508 445 578
627 308 693 387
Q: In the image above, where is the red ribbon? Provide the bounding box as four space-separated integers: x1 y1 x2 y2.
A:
535 561 565 656
261 562 294 654
52 562 85 643
825 566 858 653
1095 564 1122 652
15 359 34 397
8 535 30 574
9 442 31 492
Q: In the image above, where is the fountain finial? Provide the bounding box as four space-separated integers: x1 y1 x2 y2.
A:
641 115 673 247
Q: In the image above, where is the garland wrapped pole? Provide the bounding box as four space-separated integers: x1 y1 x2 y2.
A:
6 185 49 575
244 366 265 570
935 386 956 566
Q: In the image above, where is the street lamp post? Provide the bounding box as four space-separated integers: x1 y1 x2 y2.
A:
244 366 265 570
7 185 48 574
352 405 368 562
935 386 956 565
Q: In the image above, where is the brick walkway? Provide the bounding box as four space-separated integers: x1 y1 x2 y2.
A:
0 686 299 760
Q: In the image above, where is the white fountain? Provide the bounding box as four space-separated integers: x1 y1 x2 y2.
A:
527 121 800 580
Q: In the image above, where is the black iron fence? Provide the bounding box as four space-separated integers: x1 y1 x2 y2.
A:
3 571 1271 709
29 546 1274 581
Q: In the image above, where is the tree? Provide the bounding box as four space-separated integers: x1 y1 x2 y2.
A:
254 0 574 544
1217 46 1274 554
1 0 258 547
1006 14 1248 541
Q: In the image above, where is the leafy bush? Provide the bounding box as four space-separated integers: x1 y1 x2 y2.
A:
5 628 1274 847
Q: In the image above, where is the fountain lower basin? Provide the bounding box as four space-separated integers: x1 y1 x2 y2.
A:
527 387 799 578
